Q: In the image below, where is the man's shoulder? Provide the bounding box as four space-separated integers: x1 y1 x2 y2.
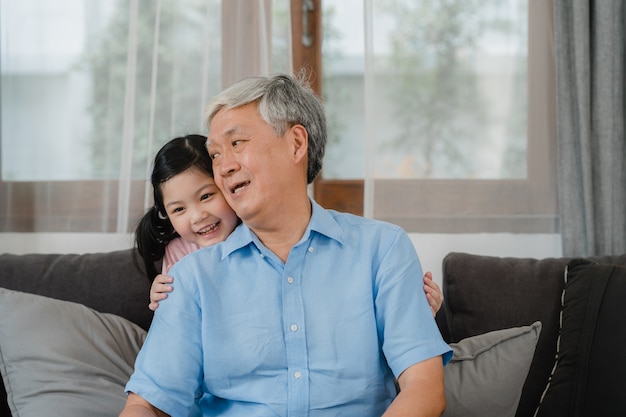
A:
327 208 403 232
311 198 403 236
318 208 408 250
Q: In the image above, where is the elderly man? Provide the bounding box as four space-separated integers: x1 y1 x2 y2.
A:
120 73 451 417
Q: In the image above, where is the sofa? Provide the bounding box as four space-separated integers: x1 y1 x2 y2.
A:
437 252 626 417
0 249 625 417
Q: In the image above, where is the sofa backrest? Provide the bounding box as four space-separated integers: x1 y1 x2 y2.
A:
0 249 154 331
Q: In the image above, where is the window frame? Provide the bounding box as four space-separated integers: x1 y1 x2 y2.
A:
303 0 558 233
0 181 147 232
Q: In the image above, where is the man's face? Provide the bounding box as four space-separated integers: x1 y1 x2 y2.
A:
207 103 298 226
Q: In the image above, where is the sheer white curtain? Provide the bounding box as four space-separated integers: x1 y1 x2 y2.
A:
0 0 284 234
3 0 558 237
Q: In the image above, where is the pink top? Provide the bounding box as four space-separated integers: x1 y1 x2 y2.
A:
162 237 201 274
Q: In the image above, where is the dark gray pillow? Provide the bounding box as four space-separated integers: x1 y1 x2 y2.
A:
443 322 541 417
534 260 626 416
0 288 146 417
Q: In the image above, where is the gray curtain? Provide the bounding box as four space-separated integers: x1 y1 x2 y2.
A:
554 0 626 257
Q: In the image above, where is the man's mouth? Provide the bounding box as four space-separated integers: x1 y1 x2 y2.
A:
197 222 219 235
230 181 250 194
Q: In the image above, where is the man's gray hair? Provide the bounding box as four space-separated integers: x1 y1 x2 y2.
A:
205 73 326 184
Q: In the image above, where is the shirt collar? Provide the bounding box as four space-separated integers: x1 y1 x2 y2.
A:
219 198 344 259
307 198 344 243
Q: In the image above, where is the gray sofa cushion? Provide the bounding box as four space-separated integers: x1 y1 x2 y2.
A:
0 288 147 417
443 322 541 417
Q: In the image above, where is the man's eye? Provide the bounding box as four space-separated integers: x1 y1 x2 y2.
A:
209 152 220 160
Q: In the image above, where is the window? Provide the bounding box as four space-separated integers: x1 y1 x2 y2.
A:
1 0 555 234
0 0 290 232
312 0 557 233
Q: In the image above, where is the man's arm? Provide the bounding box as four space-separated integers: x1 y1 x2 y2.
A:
119 393 169 417
382 357 446 417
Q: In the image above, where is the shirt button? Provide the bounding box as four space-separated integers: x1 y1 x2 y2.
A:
290 324 298 332
294 371 302 379
287 276 294 284
308 247 314 253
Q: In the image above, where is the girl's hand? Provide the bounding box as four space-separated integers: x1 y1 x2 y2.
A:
423 271 443 317
149 274 174 311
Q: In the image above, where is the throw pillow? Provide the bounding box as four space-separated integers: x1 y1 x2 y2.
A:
534 259 626 417
443 321 542 417
0 288 147 417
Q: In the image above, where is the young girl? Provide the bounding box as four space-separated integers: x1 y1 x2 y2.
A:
136 134 444 315
135 134 239 310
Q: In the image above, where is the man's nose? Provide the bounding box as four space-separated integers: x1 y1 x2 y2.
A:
217 148 238 177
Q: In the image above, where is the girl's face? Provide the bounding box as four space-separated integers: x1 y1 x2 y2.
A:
161 168 239 248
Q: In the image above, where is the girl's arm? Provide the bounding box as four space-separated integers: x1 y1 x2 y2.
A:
149 274 174 311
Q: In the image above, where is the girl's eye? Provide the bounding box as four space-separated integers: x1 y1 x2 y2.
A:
172 207 184 214
200 193 212 201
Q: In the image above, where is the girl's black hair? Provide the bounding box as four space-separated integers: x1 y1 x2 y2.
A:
134 134 213 280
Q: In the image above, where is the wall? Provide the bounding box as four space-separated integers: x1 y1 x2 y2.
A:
0 233 135 255
0 232 563 287
411 233 562 286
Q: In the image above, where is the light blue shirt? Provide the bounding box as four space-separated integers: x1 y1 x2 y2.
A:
126 200 452 417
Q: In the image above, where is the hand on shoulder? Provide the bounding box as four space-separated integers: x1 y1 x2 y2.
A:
149 274 174 311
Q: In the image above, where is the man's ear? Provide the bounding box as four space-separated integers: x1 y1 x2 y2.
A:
289 124 308 162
